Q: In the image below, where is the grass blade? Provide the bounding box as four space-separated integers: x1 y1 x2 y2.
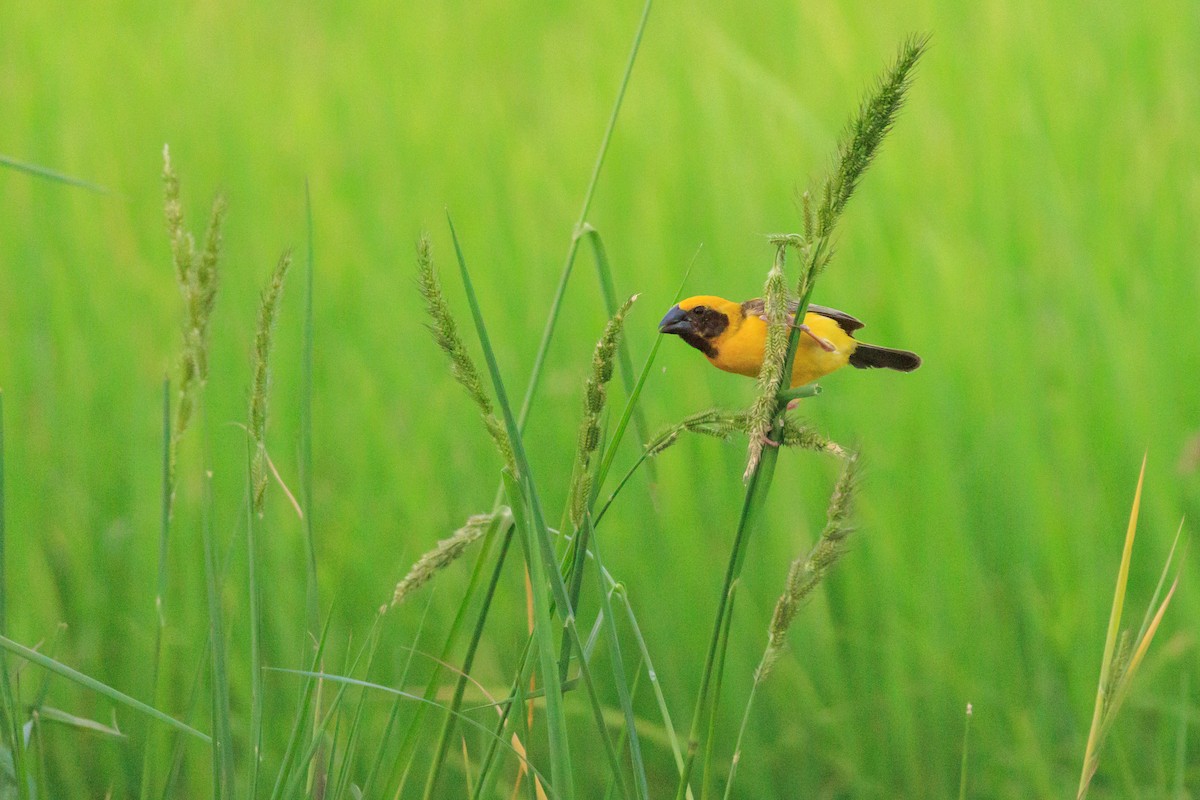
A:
588 527 649 800
0 634 209 743
246 445 265 799
579 226 655 485
0 153 109 193
1079 456 1145 796
301 180 321 639
0 392 31 800
139 379 174 800
451 218 631 800
514 0 653 431
35 706 125 739
271 669 563 800
958 703 973 800
675 435 781 800
200 464 235 799
421 512 517 800
504 472 574 800
267 614 333 800
592 246 699 500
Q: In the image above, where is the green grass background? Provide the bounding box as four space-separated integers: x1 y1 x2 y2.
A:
2 0 1198 797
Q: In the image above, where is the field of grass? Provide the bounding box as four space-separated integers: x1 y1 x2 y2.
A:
2 1 1198 797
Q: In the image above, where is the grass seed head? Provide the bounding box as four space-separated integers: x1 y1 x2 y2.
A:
569 294 636 526
416 235 516 475
760 450 860 680
250 250 293 516
744 247 791 479
391 512 501 606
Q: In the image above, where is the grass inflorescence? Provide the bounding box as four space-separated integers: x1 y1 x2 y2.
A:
162 144 226 505
417 234 516 475
391 511 508 607
250 249 292 516
569 294 637 527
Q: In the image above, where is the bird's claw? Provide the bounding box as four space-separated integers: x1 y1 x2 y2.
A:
760 433 781 448
798 323 837 352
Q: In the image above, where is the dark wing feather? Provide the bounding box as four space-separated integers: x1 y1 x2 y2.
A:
804 303 865 333
740 298 865 334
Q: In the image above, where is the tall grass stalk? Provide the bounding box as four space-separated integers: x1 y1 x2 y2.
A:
580 226 656 485
201 461 235 799
515 0 653 431
723 452 859 799
276 669 561 798
266 615 332 800
559 297 637 694
246 250 292 798
143 151 226 800
0 391 30 800
300 180 320 641
392 236 520 797
590 245 699 504
397 7 653 794
138 380 173 800
450 217 635 800
958 703 973 800
420 512 517 800
674 37 925 799
1077 458 1184 799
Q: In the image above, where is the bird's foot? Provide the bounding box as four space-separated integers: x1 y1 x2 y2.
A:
798 323 837 352
760 433 781 448
786 399 802 411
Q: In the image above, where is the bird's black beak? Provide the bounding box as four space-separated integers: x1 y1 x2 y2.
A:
658 305 693 335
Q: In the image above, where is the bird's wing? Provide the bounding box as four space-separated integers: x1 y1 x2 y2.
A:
741 298 866 334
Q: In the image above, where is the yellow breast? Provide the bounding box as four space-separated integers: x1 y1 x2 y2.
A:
708 312 856 388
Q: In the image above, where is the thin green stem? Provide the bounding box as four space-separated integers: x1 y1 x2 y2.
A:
700 587 738 800
139 380 173 800
593 246 699 498
0 391 30 800
421 514 516 800
301 179 320 639
721 668 762 800
515 0 653 431
675 434 781 800
247 443 265 799
958 703 973 800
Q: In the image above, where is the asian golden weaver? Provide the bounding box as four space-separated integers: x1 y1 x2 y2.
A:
658 295 920 388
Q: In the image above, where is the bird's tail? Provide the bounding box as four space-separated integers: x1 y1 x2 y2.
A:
849 343 921 372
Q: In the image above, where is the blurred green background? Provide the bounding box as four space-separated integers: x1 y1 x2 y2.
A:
2 0 1198 797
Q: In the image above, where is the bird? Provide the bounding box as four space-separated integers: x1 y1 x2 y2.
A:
658 295 920 388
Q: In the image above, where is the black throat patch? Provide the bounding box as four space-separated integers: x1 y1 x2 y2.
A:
680 331 718 358
679 307 729 358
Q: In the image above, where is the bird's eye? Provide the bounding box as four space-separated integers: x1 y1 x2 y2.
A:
691 305 707 315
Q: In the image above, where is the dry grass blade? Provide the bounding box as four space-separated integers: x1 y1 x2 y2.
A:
1077 456 1185 799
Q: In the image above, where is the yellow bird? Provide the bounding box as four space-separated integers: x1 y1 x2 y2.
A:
658 295 920 388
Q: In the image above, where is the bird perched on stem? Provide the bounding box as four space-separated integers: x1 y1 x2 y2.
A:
659 295 920 388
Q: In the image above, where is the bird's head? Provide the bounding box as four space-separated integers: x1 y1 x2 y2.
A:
658 295 742 358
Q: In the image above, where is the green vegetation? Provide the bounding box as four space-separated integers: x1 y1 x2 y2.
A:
0 1 1196 797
